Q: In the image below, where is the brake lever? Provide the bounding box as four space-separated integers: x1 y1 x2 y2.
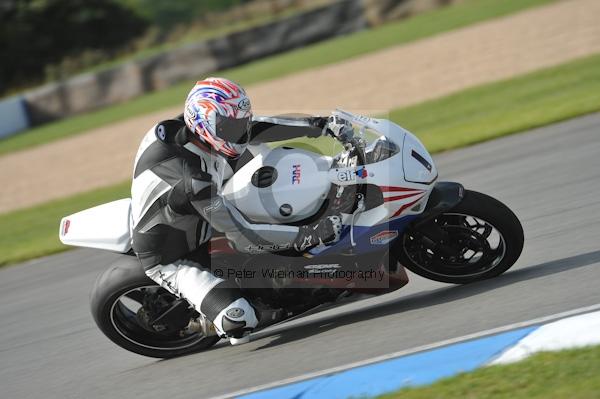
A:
350 193 365 247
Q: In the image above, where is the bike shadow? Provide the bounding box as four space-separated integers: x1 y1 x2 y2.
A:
250 249 600 350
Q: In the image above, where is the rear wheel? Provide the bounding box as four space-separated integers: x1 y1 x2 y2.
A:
90 257 220 358
398 190 524 284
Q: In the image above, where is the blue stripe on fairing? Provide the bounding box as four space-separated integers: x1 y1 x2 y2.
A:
312 215 418 257
238 326 538 399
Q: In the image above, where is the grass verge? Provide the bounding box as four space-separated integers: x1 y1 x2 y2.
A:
391 53 600 153
0 182 130 266
379 345 600 399
0 0 556 156
2 52 600 266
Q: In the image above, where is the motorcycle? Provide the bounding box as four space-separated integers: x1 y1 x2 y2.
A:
59 109 524 358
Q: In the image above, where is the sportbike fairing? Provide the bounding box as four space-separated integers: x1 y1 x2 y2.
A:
222 110 438 256
59 111 438 257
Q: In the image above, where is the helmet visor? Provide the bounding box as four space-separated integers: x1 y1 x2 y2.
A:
215 115 251 144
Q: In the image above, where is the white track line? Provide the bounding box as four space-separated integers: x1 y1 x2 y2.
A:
212 303 600 399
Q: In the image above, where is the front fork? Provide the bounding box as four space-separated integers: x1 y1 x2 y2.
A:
407 182 465 255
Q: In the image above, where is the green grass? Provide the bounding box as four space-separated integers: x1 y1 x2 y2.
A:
0 0 556 156
391 53 600 153
2 52 600 266
0 182 130 266
379 345 600 399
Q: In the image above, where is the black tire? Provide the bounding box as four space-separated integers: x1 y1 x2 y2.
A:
90 256 220 358
398 190 524 284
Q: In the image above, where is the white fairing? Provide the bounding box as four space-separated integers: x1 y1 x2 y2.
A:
328 110 437 225
222 147 332 223
59 110 438 252
402 133 437 184
59 199 132 253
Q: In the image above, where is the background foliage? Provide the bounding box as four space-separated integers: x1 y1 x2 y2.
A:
0 0 149 94
0 0 255 95
116 0 248 30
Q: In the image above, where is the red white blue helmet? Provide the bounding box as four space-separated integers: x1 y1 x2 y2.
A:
184 77 252 159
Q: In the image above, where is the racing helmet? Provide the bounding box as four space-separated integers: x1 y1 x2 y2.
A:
184 77 252 159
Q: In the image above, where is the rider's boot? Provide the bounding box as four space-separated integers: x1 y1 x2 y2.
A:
213 297 259 345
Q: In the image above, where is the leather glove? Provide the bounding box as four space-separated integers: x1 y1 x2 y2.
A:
309 116 329 130
322 115 354 143
293 215 343 252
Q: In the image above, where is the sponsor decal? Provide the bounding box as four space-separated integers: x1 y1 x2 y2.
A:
337 167 368 182
353 114 372 124
62 219 71 236
185 104 197 119
237 98 251 112
369 230 399 245
158 270 177 293
337 169 355 182
244 243 291 254
356 166 368 179
303 263 341 274
292 164 301 184
202 198 222 213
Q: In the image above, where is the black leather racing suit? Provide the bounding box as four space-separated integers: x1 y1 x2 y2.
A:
131 115 328 337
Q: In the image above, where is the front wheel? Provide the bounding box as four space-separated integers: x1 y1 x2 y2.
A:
398 190 524 284
90 257 220 358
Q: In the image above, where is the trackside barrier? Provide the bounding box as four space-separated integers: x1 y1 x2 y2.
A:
21 0 367 127
3 0 455 137
0 96 30 139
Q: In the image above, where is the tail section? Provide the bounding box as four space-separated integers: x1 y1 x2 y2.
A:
59 198 132 253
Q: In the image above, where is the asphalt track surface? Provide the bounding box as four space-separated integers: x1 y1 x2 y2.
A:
2 114 599 399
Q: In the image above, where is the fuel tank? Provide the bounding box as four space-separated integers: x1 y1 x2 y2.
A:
222 147 332 224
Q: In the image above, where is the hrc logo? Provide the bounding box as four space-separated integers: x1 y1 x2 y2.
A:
292 164 301 184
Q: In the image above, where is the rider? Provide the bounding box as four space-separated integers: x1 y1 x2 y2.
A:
131 77 344 344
